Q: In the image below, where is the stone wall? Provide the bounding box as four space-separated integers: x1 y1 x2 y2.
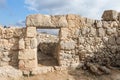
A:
0 27 25 68
25 10 120 69
0 10 120 75
59 10 120 67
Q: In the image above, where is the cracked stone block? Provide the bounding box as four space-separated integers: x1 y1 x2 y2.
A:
102 10 118 21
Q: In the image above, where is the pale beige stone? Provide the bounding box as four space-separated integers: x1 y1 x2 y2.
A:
68 20 76 27
98 28 106 37
14 28 24 37
18 49 37 60
24 60 37 68
67 14 76 20
19 60 25 69
26 14 52 27
26 14 68 28
57 16 68 27
19 38 25 50
26 27 36 38
60 39 76 50
4 29 13 39
25 38 31 49
108 37 116 45
30 38 37 49
96 21 102 28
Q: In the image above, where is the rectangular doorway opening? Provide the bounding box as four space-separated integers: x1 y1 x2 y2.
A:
37 29 60 67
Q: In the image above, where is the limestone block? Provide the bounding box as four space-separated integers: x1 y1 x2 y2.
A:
108 37 116 45
81 27 90 35
26 27 36 38
19 38 25 50
9 38 19 44
60 40 76 50
98 28 105 37
4 29 13 39
14 28 24 37
102 10 118 21
1 56 10 62
86 18 95 26
19 60 25 69
57 16 68 27
116 37 120 45
110 21 118 27
78 37 85 44
30 38 37 49
26 14 50 27
106 27 116 35
25 38 31 49
3 52 9 56
51 15 68 27
67 20 76 27
26 14 68 28
90 27 96 36
24 60 37 69
96 21 102 28
78 45 84 51
102 21 110 28
67 14 76 20
60 28 69 40
18 49 37 60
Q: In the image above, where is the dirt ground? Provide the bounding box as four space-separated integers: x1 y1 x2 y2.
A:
0 68 120 80
22 69 120 80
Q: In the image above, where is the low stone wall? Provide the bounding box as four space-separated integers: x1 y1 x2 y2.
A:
0 27 25 68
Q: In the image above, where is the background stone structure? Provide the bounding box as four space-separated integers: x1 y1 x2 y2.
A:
0 10 120 75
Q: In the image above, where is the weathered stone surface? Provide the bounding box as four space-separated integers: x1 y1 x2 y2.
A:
81 27 90 35
106 27 116 35
102 21 109 28
90 27 96 36
96 21 102 28
19 38 25 50
19 60 25 69
24 59 37 69
98 28 105 37
30 38 37 49
24 38 31 49
0 66 22 79
26 27 36 38
2 56 10 62
26 14 68 28
18 49 37 60
57 16 68 27
4 28 14 39
60 40 76 50
108 37 116 45
67 14 76 20
102 10 118 21
26 14 52 27
116 37 120 45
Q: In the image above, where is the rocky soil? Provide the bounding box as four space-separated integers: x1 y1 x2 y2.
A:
0 67 120 80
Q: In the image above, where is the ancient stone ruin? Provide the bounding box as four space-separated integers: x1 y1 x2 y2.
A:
0 10 120 76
